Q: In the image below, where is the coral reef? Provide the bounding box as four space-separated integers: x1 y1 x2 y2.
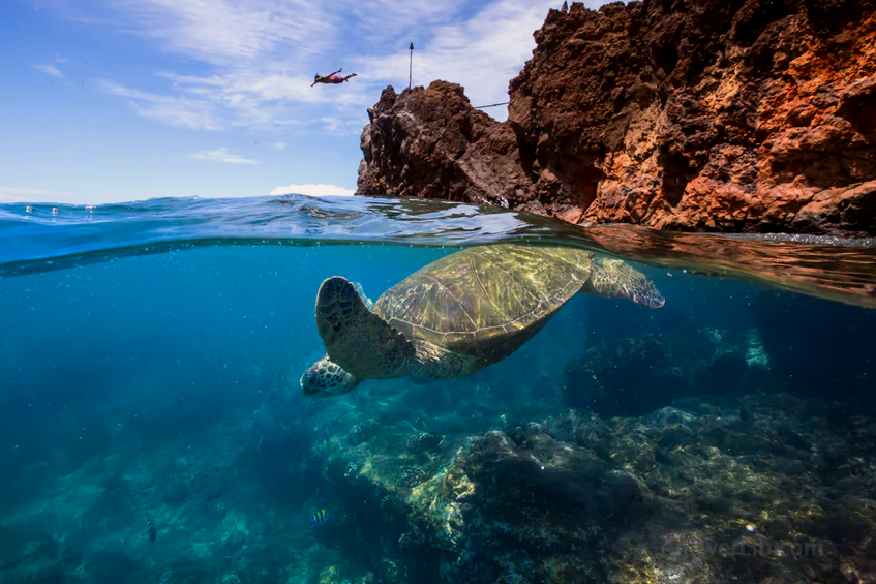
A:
357 1 876 237
3 384 876 583
308 391 876 584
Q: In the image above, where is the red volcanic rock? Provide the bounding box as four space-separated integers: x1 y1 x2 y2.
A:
357 0 876 237
357 82 529 206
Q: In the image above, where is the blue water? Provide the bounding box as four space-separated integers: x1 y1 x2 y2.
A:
1 195 875 583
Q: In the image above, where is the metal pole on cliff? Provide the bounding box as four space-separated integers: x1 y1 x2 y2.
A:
409 43 414 89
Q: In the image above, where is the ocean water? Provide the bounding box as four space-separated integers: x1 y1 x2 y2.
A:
1 194 875 584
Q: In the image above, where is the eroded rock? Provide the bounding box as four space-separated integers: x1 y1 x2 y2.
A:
357 1 876 237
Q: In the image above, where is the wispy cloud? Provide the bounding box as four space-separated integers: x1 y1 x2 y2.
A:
157 70 371 125
356 0 600 120
97 79 221 130
51 0 590 131
345 0 461 39
320 117 367 137
269 183 355 196
191 148 258 164
32 63 64 78
269 142 287 150
0 185 75 202
34 0 466 132
54 0 348 132
105 0 335 64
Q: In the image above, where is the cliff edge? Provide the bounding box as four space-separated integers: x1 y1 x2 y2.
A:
357 0 876 236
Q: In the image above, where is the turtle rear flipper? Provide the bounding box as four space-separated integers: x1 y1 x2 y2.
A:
585 257 665 308
316 277 417 379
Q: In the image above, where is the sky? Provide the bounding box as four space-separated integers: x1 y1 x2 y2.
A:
0 0 605 204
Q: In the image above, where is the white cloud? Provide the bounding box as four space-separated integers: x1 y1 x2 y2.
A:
132 99 221 130
157 70 368 127
269 142 287 150
100 68 363 132
33 63 64 78
346 0 460 39
77 0 353 131
0 185 75 202
41 0 460 131
57 0 612 132
320 116 367 137
104 0 334 64
269 183 355 196
191 148 258 164
97 79 222 130
356 0 607 120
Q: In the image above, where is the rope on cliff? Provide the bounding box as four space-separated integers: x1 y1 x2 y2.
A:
474 101 509 108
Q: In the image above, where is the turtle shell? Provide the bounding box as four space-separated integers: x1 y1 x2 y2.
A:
371 244 596 361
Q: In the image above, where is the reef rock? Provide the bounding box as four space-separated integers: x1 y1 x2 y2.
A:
397 395 876 583
357 0 876 237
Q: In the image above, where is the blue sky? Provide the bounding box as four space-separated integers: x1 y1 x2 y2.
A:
0 0 603 204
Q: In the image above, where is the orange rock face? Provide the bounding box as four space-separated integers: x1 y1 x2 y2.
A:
357 0 876 237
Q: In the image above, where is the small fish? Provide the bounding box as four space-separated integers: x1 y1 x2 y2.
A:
310 509 328 526
145 512 157 542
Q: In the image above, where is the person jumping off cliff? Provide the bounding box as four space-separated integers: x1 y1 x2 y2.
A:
311 67 357 87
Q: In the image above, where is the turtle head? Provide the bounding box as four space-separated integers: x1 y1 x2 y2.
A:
301 355 361 398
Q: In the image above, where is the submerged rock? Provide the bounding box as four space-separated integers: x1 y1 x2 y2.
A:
349 421 380 446
357 1 876 237
404 432 442 454
314 392 876 583
220 530 246 556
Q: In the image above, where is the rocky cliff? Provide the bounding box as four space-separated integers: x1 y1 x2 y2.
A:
357 0 876 237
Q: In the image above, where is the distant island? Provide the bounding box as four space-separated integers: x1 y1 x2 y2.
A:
356 0 876 238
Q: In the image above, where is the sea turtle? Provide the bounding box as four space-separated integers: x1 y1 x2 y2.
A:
300 244 664 398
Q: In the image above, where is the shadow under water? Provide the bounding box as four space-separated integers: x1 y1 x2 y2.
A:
0 194 874 584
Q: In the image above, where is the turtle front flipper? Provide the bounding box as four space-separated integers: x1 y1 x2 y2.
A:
585 257 665 308
315 277 419 380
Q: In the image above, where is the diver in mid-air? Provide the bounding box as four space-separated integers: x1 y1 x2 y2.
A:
311 67 358 87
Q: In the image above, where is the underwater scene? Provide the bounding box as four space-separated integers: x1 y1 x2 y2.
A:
1 195 876 584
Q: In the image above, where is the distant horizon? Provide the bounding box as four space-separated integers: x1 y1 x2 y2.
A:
1 0 610 205
0 182 357 205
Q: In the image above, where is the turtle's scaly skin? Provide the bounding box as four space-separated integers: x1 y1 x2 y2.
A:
305 244 664 396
